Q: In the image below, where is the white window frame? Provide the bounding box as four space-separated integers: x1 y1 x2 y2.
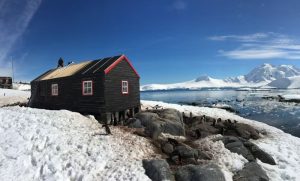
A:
51 84 58 96
82 80 93 96
122 80 128 94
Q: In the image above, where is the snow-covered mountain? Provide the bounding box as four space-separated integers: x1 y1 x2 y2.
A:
141 63 300 91
244 63 300 83
266 76 300 89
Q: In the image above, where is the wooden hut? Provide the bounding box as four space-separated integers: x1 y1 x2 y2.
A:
0 77 12 89
30 55 140 123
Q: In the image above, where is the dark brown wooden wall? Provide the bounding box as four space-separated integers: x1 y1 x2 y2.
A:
30 73 106 114
104 60 140 112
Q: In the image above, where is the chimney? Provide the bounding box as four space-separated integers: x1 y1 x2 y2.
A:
57 57 64 68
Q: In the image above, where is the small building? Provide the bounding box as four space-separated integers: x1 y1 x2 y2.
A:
0 77 12 89
30 55 140 122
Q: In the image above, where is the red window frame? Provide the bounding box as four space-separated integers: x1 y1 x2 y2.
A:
82 80 93 96
51 83 58 96
121 80 129 94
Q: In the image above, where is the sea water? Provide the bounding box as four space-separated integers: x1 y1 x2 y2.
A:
141 89 300 137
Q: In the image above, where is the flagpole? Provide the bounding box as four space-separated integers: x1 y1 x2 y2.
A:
11 56 14 83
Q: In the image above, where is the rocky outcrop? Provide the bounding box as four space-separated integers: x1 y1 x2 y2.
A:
142 159 173 181
233 162 269 181
234 123 260 140
221 136 276 165
175 164 226 181
135 109 185 139
243 141 276 165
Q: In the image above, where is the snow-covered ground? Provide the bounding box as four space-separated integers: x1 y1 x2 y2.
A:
1 88 300 180
0 106 159 181
0 88 30 107
142 100 300 181
13 83 31 91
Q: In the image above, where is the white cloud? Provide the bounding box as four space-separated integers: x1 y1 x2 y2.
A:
0 0 42 72
209 33 269 42
210 32 300 60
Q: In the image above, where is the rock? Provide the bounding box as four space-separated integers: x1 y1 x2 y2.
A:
194 123 219 135
162 142 174 155
144 121 163 139
244 141 276 165
197 150 212 160
175 164 226 181
221 137 255 161
135 111 185 139
127 118 143 128
233 162 269 181
171 144 199 162
155 109 183 123
162 120 185 136
142 159 172 181
235 123 260 140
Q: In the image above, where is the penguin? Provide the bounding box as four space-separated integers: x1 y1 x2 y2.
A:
102 124 112 135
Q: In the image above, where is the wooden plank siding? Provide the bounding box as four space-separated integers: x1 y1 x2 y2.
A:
30 73 106 115
105 59 140 112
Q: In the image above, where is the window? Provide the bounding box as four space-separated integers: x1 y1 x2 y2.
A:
82 80 93 95
51 84 58 96
122 80 128 94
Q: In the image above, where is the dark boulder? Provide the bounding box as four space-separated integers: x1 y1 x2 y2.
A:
235 123 260 140
142 159 173 181
221 137 255 161
135 111 185 139
127 118 143 128
197 150 212 160
171 144 199 161
233 162 269 181
161 142 174 155
244 141 276 165
175 164 226 181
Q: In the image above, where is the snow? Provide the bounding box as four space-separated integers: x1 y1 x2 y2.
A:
0 106 159 181
141 100 300 181
267 76 300 89
141 64 300 91
281 94 300 100
13 83 31 91
0 88 30 107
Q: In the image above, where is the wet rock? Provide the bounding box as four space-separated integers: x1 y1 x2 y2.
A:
244 141 276 165
142 159 172 181
175 164 226 181
233 162 269 181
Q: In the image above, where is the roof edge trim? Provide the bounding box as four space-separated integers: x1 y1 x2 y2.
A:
104 55 140 78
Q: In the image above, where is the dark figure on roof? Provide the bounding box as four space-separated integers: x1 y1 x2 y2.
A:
57 57 64 68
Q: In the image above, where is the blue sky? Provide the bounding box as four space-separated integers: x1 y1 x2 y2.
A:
1 0 300 84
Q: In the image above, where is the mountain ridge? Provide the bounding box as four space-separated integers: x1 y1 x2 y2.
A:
141 64 300 91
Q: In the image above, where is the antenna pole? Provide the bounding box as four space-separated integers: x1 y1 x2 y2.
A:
11 56 14 83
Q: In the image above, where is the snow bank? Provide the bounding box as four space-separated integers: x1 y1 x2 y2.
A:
281 94 300 100
13 83 31 91
0 88 30 107
142 100 300 181
0 107 159 180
